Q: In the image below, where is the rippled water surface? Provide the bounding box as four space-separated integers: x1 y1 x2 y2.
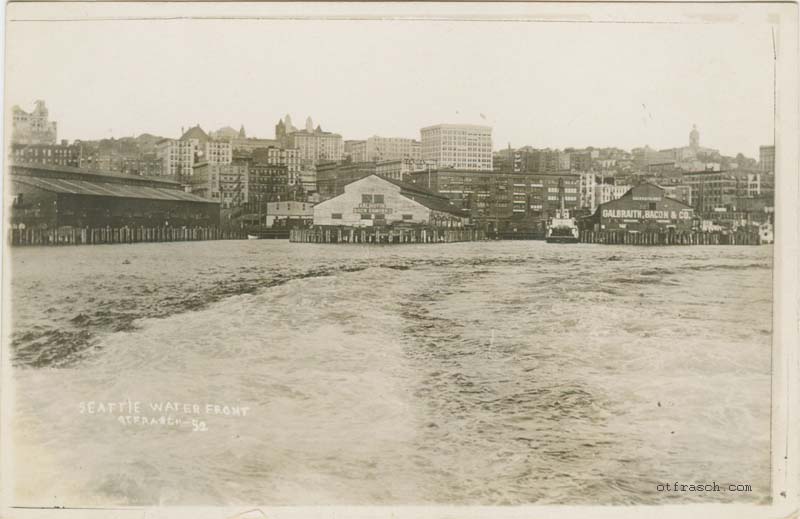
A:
8 240 772 506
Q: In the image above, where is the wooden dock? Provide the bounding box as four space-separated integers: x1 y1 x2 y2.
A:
9 226 246 246
579 230 764 246
290 225 485 244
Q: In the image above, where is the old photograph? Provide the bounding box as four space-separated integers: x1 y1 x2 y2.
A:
2 2 798 517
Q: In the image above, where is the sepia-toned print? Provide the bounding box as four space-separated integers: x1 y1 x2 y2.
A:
2 2 797 516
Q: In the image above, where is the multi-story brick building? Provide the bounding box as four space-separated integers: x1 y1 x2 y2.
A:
191 161 249 208
420 124 493 171
683 171 739 213
10 141 81 168
406 169 579 222
316 161 378 201
374 159 435 182
660 184 693 206
252 147 301 187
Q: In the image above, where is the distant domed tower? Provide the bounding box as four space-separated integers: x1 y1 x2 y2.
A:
305 116 314 132
239 125 246 138
690 124 700 150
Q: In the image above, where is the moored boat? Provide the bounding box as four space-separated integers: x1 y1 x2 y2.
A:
545 178 580 243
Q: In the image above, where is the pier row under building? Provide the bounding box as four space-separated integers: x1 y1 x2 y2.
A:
9 163 220 229
582 183 695 233
313 174 469 228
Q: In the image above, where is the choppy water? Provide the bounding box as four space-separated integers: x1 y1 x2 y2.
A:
8 241 772 506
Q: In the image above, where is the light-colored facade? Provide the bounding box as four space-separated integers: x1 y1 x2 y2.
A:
264 201 314 227
12 100 58 145
759 145 775 174
290 130 344 164
204 140 233 165
158 139 196 181
746 173 761 197
191 161 249 208
351 136 422 163
255 147 301 186
661 184 693 206
374 159 435 181
313 175 467 228
157 126 232 182
420 124 493 171
592 183 632 212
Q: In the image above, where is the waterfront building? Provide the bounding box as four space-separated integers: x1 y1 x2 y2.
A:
316 161 378 200
405 169 580 221
118 154 164 177
420 124 493 171
660 184 692 206
759 145 775 174
584 183 695 233
10 141 82 168
246 158 290 204
251 147 302 186
313 174 468 228
683 170 739 213
11 100 58 145
264 200 314 228
579 171 597 210
191 161 249 208
157 125 232 183
9 163 219 229
374 159 435 182
593 182 633 212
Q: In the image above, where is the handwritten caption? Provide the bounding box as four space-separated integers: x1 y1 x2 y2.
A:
78 400 251 432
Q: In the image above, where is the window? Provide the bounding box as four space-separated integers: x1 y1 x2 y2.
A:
374 214 385 220
361 213 372 220
649 202 657 210
402 214 413 220
331 213 342 219
373 194 384 204
362 194 373 203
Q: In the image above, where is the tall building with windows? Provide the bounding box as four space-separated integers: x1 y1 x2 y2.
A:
157 125 232 182
12 100 58 145
275 115 343 164
350 136 422 163
10 141 81 167
420 124 493 171
683 171 739 213
759 145 775 174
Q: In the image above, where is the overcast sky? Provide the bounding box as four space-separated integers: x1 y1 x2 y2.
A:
6 17 775 157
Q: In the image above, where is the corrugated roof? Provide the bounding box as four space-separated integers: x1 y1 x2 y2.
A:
381 177 467 217
11 162 179 186
12 176 218 204
403 192 468 217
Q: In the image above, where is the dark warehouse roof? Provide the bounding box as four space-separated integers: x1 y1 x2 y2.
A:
12 176 218 204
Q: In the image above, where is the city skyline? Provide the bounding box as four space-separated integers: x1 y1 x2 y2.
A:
6 18 775 158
